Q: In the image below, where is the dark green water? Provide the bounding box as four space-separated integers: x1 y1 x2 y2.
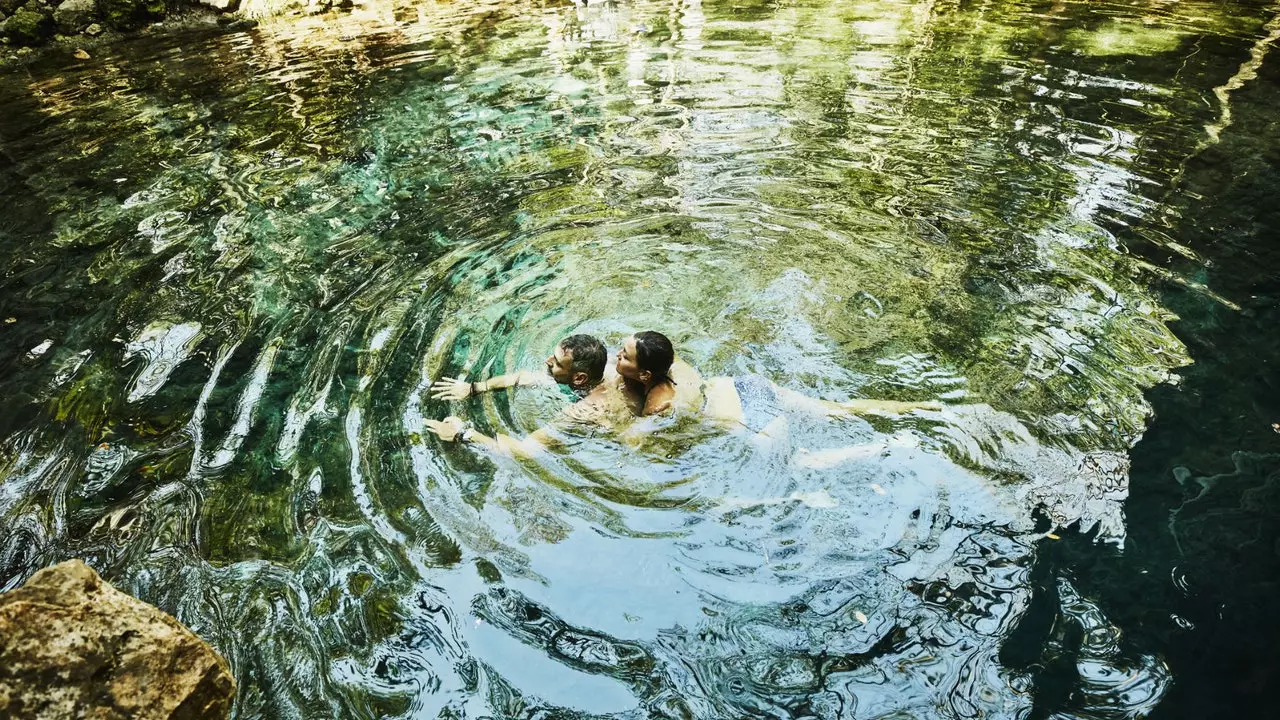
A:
1 0 1277 717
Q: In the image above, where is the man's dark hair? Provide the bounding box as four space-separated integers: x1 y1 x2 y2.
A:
634 331 674 382
559 334 607 385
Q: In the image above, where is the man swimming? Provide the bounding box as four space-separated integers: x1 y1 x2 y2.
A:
424 334 625 457
429 333 608 402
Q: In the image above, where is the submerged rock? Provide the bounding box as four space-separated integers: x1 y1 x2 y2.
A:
0 560 235 719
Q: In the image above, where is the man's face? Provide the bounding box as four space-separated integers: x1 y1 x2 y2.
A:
545 345 578 386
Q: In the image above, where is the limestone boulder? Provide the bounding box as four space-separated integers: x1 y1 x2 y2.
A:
0 559 235 720
52 0 93 34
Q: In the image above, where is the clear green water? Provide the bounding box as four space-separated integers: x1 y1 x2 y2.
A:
1 1 1277 717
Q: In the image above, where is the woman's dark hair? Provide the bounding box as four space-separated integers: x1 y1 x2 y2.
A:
634 331 674 383
559 334 607 385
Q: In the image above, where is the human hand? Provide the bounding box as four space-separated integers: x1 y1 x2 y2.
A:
426 416 467 442
430 376 473 401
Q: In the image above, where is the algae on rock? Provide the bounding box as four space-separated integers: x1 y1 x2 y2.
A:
1 6 54 45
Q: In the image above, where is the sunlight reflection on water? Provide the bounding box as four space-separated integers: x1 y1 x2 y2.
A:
3 0 1273 717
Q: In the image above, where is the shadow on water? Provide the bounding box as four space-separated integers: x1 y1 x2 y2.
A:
1007 42 1280 718
0 1 1278 718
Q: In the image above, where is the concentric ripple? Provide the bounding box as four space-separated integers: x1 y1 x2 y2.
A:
1 0 1273 717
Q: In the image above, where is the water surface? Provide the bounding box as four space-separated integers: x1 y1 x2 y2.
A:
2 1 1277 717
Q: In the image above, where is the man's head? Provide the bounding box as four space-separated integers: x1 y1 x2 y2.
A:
616 330 674 386
546 334 607 391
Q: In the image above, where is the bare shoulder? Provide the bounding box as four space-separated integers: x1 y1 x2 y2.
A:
642 382 677 416
644 396 673 416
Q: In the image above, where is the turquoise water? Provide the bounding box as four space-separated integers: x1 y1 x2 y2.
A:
1 1 1277 717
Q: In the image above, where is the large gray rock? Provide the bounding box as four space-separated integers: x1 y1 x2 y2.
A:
51 0 92 34
0 560 235 719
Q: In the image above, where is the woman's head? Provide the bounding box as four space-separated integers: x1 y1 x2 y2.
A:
616 331 674 385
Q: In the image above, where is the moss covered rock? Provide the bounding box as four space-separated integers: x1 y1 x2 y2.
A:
1 7 53 45
98 0 165 31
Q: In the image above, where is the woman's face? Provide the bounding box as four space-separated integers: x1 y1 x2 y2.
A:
615 336 644 382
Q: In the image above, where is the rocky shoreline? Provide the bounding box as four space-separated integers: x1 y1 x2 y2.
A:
2 0 224 46
0 0 261 63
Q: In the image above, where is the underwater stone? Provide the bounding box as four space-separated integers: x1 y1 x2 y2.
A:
98 0 164 31
1 7 52 45
52 0 92 34
0 560 235 719
83 20 99 34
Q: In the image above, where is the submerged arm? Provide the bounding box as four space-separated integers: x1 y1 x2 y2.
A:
426 416 560 459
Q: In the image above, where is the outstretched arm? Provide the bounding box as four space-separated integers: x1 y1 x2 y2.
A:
430 370 547 401
426 416 560 459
